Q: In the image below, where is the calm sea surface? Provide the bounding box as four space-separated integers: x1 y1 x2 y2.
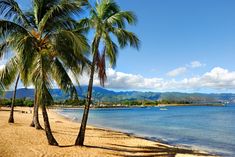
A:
57 104 235 156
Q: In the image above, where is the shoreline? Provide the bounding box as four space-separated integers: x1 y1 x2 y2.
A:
54 108 170 143
0 107 218 157
54 108 221 156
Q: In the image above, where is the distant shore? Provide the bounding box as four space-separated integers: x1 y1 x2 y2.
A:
0 107 218 157
51 103 225 109
157 103 225 107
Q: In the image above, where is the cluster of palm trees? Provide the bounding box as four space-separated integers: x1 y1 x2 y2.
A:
0 0 139 146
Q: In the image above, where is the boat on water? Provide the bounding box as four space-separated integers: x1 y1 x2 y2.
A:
160 107 168 111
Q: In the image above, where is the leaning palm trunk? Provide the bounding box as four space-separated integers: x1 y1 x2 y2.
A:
75 60 95 146
30 89 42 130
41 103 58 146
8 74 20 123
30 103 43 129
30 90 43 129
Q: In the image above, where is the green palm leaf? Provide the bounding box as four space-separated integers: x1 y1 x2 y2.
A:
38 1 84 33
0 0 29 26
51 58 78 99
0 56 18 88
106 11 137 28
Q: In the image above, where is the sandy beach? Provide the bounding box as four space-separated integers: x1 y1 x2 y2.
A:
0 107 217 157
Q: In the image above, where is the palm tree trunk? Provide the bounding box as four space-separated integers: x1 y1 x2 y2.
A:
75 59 95 146
30 90 43 129
30 90 37 127
30 103 35 127
8 74 20 123
30 103 43 129
41 103 58 146
34 103 43 129
75 36 100 146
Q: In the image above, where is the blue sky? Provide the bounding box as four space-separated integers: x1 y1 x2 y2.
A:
115 0 235 76
100 0 235 93
2 0 235 93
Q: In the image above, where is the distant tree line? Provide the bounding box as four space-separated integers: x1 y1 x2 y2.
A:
0 98 194 108
0 98 34 107
1 98 88 107
93 99 192 107
119 100 191 106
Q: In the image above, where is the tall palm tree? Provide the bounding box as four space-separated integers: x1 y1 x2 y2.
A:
75 0 140 146
0 53 43 128
0 51 20 123
0 0 89 146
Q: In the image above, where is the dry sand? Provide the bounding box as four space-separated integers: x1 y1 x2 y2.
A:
0 107 218 157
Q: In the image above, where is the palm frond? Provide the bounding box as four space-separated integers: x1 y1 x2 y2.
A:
31 53 56 106
111 28 140 49
106 11 137 28
102 32 118 67
0 40 9 59
33 0 58 25
0 56 18 88
76 18 90 33
51 58 78 99
37 81 54 106
24 11 37 29
44 17 79 33
0 0 29 26
96 0 120 20
15 35 37 86
38 1 83 33
0 20 30 38
52 29 89 72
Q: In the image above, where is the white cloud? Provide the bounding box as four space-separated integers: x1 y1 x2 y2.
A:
166 67 187 77
76 67 235 92
166 61 206 77
190 61 206 68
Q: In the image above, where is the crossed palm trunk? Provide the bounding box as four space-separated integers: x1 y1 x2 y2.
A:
30 88 43 130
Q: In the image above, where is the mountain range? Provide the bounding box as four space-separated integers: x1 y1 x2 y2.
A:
2 86 235 103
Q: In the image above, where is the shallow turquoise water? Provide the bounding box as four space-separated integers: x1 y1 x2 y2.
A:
57 104 235 156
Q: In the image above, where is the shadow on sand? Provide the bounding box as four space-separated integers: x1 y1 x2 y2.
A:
58 143 212 157
85 143 212 157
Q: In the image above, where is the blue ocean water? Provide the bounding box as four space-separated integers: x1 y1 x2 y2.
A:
57 104 235 156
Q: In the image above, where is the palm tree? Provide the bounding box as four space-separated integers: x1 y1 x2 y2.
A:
75 0 140 146
0 53 42 128
0 51 20 123
0 0 89 146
